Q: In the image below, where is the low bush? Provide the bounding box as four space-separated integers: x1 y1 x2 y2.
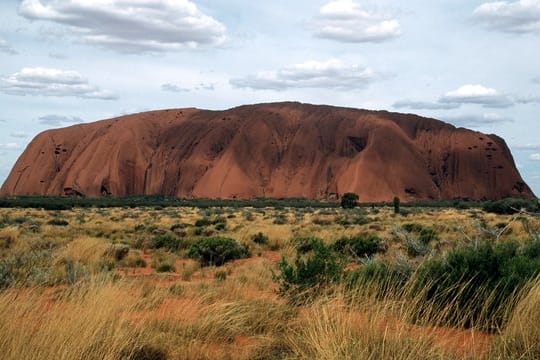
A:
251 232 269 245
214 270 228 281
120 255 147 268
104 244 129 261
194 218 212 227
152 234 183 251
405 238 430 257
274 240 345 303
332 235 381 259
411 238 540 331
292 237 324 254
402 223 423 233
215 222 226 231
273 213 287 225
483 198 539 215
419 228 438 244
346 259 413 298
312 216 332 225
188 237 249 266
155 262 175 273
170 223 187 237
0 249 54 288
47 219 69 226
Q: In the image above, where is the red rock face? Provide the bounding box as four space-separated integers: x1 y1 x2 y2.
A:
0 102 533 201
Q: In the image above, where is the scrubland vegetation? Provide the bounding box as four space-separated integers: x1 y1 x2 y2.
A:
0 200 539 359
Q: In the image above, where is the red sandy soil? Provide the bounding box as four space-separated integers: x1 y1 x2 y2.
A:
1 102 532 201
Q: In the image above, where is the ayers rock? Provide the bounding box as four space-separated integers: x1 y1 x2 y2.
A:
0 102 533 201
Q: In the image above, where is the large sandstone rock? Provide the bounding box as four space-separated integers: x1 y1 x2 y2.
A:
0 102 533 201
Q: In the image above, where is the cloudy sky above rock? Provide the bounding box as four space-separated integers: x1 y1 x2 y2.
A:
1 0 539 195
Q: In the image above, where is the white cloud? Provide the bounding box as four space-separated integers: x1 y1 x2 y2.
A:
0 38 17 55
513 144 540 151
230 59 378 91
38 114 83 126
1 67 117 100
10 132 30 138
392 100 460 110
443 113 514 128
473 0 540 34
530 153 540 161
161 83 190 93
0 143 22 151
394 84 516 110
161 82 215 92
313 0 401 43
533 77 540 84
515 95 540 104
18 0 226 53
440 84 514 108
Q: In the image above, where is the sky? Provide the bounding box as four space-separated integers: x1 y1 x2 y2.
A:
1 0 539 196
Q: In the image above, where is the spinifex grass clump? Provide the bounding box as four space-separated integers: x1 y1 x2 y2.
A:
410 238 540 331
188 237 249 266
332 234 382 259
346 259 414 299
275 239 345 304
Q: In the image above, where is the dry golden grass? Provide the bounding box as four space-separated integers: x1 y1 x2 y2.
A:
0 205 539 359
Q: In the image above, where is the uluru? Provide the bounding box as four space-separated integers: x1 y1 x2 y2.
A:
0 102 533 201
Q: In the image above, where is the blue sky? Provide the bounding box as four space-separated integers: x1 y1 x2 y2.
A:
1 0 539 196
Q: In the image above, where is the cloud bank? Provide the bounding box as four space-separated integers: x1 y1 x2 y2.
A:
1 67 116 99
19 0 227 52
443 113 514 128
38 114 84 126
313 0 401 43
394 84 516 110
473 0 540 34
230 59 377 91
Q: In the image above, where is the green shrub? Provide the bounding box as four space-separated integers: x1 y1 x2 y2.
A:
312 216 332 225
393 196 400 214
292 237 324 254
134 224 146 232
402 223 438 247
121 256 147 268
419 228 438 244
47 218 69 226
346 259 413 298
274 240 345 303
214 270 228 281
153 234 183 251
194 218 212 227
64 259 89 285
188 237 249 266
402 223 423 233
251 232 269 245
215 222 226 231
341 192 359 209
0 250 54 288
405 238 430 257
171 227 187 237
273 213 287 225
411 239 540 331
332 235 381 258
483 198 539 215
155 262 175 273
